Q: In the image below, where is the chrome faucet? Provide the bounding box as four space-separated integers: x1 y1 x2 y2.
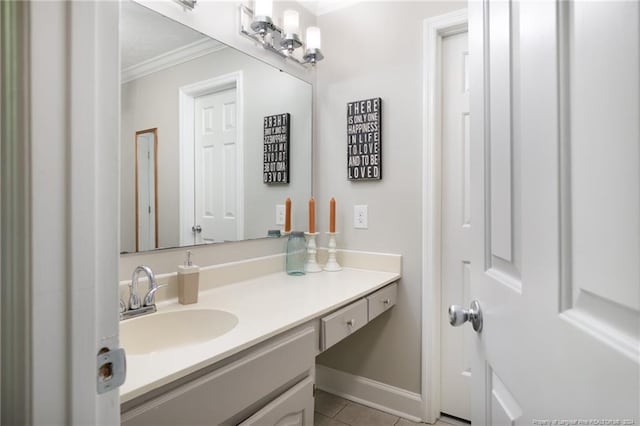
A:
120 265 164 320
132 265 157 307
142 268 162 307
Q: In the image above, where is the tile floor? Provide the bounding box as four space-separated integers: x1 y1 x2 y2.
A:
314 390 469 426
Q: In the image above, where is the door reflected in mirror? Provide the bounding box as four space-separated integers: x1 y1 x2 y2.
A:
135 128 158 251
180 75 242 247
120 1 313 254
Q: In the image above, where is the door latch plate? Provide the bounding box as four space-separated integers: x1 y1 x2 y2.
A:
97 347 126 394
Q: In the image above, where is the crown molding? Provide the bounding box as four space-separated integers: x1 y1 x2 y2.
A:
121 38 226 84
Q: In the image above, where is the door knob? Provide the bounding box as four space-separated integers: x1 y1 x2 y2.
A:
192 225 202 233
448 300 483 333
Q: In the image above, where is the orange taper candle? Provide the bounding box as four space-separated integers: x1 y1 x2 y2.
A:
284 197 291 232
308 197 316 233
329 197 336 233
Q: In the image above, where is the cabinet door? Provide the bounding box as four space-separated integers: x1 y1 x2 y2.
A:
239 377 314 426
122 327 315 426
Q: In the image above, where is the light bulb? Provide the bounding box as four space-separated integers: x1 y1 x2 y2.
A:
306 26 321 50
283 10 300 35
254 0 272 18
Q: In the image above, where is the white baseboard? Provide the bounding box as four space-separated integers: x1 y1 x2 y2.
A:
315 365 424 422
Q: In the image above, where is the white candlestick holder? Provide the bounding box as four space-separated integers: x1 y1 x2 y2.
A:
304 232 322 273
324 232 342 272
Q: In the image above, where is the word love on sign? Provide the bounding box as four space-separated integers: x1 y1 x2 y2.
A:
263 113 290 184
347 97 382 181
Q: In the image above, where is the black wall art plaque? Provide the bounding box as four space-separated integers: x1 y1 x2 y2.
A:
263 113 290 184
347 97 382 180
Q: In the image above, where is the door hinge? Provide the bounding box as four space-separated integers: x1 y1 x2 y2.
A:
97 347 126 394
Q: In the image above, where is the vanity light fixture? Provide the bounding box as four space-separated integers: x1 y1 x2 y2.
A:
303 26 324 65
280 10 302 53
174 0 197 10
250 0 275 37
240 3 325 67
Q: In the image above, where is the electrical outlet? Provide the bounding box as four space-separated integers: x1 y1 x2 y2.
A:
354 205 368 229
275 205 285 225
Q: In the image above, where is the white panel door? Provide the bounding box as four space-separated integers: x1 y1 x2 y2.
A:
440 31 472 422
468 1 639 424
136 133 156 251
194 88 238 243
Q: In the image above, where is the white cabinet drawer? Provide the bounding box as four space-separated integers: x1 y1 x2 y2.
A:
238 376 314 426
367 282 397 321
320 299 368 351
121 327 315 426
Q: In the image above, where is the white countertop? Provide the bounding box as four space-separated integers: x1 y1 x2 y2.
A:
120 267 400 403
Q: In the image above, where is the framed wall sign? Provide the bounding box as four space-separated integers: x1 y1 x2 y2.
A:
263 113 290 184
347 97 382 180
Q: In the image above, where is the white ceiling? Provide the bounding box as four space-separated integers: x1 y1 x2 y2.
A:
120 1 209 69
296 0 364 16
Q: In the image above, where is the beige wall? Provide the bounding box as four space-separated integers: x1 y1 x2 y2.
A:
314 1 466 393
120 48 312 252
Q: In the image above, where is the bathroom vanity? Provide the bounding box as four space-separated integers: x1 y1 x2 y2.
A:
116 3 401 425
119 254 400 425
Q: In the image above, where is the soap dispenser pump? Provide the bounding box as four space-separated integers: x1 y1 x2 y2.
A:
177 250 200 305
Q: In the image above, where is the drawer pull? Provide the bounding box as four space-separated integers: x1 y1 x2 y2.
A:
346 319 356 327
382 298 391 305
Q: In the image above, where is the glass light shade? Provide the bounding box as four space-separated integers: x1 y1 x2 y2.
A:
306 26 321 50
254 0 272 17
283 10 300 35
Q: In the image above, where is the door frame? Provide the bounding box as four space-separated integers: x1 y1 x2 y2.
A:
135 128 159 252
1 1 120 423
421 9 468 424
178 71 244 245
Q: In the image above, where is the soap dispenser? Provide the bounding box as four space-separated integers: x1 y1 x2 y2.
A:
178 250 200 305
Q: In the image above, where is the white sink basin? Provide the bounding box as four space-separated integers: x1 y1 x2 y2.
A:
120 309 239 355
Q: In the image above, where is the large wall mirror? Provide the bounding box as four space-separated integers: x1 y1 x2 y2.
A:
120 1 313 254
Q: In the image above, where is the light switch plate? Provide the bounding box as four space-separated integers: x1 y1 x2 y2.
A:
354 205 368 229
275 205 285 225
